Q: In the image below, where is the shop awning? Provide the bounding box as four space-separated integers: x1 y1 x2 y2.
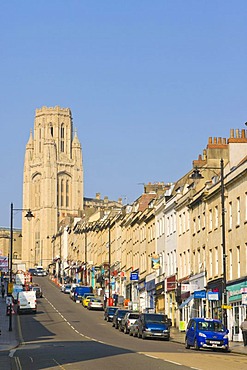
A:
179 294 194 309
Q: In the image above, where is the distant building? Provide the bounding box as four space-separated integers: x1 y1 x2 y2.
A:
22 106 83 270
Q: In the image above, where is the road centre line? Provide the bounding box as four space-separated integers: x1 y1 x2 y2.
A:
45 296 202 369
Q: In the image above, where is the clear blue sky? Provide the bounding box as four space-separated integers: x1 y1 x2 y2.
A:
1 1 247 228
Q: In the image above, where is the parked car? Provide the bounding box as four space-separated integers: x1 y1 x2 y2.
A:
72 286 93 303
30 285 43 298
119 312 140 334
129 320 139 337
87 297 104 311
185 318 229 352
69 284 80 300
112 309 131 329
28 268 37 276
104 306 118 322
136 313 170 340
63 284 72 294
82 293 95 307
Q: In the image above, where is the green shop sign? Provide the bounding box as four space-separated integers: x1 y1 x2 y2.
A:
228 281 247 302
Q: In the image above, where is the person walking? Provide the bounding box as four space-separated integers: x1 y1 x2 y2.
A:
1 284 5 298
240 318 247 346
103 293 107 309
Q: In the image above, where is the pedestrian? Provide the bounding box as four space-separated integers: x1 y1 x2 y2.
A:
103 293 107 309
1 284 5 298
240 318 247 346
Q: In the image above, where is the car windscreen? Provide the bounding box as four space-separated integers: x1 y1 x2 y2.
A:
129 313 140 319
145 314 166 323
118 311 129 318
198 321 225 332
108 308 117 313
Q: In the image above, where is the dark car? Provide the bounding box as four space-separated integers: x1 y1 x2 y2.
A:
112 309 130 329
104 306 118 322
185 318 229 352
30 285 43 298
136 313 170 340
28 268 37 276
119 312 140 334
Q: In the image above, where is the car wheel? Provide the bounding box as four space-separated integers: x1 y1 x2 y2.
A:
194 339 199 350
185 338 190 349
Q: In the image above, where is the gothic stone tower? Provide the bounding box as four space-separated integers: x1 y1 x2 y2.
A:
22 106 83 270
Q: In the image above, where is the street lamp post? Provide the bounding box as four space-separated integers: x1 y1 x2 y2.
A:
84 230 88 285
191 159 228 329
108 222 111 299
220 159 227 330
9 203 34 331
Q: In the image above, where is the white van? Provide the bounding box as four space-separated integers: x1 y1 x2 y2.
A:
36 266 47 276
17 291 37 314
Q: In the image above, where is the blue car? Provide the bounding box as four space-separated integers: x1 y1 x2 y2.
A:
185 318 229 352
136 313 170 340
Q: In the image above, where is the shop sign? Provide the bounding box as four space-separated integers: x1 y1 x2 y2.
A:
0 256 8 272
222 305 232 309
242 293 247 305
166 275 176 292
130 272 139 281
207 291 219 301
194 290 206 299
228 282 247 302
151 255 160 270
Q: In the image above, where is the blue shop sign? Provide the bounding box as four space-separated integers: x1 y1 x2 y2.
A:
130 272 139 281
194 290 206 299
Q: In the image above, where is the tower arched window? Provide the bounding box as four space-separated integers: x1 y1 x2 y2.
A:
60 124 65 152
39 127 42 153
61 179 64 207
50 123 53 137
66 180 69 207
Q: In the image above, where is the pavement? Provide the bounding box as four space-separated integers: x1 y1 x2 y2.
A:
0 288 246 359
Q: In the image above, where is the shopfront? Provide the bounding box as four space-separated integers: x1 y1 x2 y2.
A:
206 278 223 321
138 278 146 312
146 277 156 311
155 281 165 313
228 280 247 342
166 274 176 326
